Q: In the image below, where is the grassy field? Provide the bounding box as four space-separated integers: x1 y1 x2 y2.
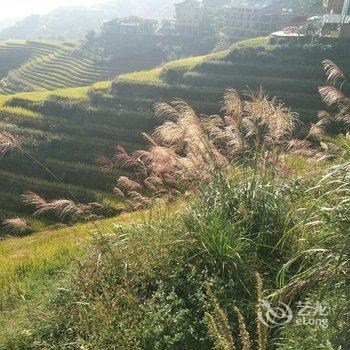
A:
0 201 180 345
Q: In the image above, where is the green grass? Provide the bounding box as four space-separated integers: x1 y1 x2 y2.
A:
3 158 347 349
119 68 163 84
0 85 96 106
0 202 181 345
118 50 230 85
93 80 112 90
0 106 42 119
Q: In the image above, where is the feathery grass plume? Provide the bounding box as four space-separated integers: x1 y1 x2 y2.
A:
144 176 165 193
318 86 345 106
205 284 235 350
2 218 33 236
0 131 21 156
113 145 139 169
125 191 151 210
117 176 142 192
154 101 182 121
222 88 243 124
204 312 234 350
256 273 267 350
308 114 334 141
22 191 99 220
113 187 125 198
317 110 332 122
98 146 139 174
234 307 251 350
316 60 350 135
323 59 345 84
103 89 304 205
287 139 316 157
96 155 116 174
22 191 47 212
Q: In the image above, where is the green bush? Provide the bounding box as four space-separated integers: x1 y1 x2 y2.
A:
160 66 187 85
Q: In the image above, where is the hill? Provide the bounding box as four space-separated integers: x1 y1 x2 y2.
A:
0 40 118 94
0 35 349 348
0 35 349 235
0 0 175 40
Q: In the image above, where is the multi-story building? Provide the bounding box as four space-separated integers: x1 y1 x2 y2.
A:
222 0 302 39
102 16 158 35
322 0 350 37
175 0 206 36
323 0 348 14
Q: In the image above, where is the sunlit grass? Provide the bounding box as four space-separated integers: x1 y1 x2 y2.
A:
93 80 112 90
235 36 269 48
0 82 112 107
0 202 181 307
0 106 43 119
118 68 163 84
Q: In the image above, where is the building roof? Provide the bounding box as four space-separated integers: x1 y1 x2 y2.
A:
323 13 350 23
175 0 201 7
224 0 273 10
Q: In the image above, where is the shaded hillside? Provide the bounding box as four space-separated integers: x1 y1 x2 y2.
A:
109 37 350 125
0 41 118 94
0 0 175 40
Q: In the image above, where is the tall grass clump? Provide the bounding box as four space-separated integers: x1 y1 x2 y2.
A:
99 87 311 210
7 164 324 349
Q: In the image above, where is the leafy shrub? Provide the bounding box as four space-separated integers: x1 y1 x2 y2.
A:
160 67 187 85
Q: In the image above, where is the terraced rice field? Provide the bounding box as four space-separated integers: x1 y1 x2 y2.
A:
111 37 350 125
0 85 155 234
1 36 348 235
0 41 117 94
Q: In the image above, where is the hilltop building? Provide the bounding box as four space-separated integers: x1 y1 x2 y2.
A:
175 0 208 36
102 16 158 35
222 0 302 40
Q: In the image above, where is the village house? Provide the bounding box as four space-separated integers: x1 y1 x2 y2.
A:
175 0 207 36
102 16 158 35
222 0 302 40
322 0 350 37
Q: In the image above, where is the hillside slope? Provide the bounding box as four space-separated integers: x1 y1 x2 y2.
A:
1 36 348 235
0 41 117 94
0 202 178 345
111 36 350 125
0 82 155 234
